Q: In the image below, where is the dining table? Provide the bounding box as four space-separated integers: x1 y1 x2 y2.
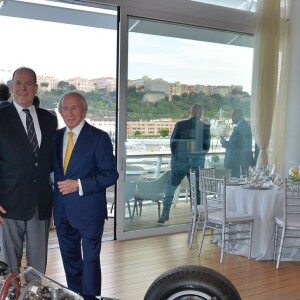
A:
226 184 300 261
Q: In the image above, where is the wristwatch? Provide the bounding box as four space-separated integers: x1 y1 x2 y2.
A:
75 181 79 192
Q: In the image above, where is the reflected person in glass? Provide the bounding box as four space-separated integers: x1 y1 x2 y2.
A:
0 83 11 108
158 104 211 223
220 108 254 178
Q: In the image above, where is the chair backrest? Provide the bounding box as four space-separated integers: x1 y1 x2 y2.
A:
201 176 226 219
199 167 216 205
126 165 147 181
199 167 216 178
135 169 171 200
284 179 300 224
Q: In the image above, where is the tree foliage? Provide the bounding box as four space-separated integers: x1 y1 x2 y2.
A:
159 128 169 137
40 82 49 88
36 86 250 122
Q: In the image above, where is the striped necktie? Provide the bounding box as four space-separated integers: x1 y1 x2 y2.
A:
23 109 39 157
63 131 74 174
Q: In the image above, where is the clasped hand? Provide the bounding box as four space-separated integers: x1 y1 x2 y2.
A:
58 179 78 195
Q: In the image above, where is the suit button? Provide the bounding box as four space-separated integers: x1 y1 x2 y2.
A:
35 163 38 166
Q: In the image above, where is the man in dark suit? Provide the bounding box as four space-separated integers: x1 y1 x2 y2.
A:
0 83 11 108
158 104 211 223
52 91 118 299
220 108 254 178
0 67 57 273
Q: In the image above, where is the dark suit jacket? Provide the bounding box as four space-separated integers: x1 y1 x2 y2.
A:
222 118 254 177
0 101 10 109
52 122 119 229
170 116 211 166
0 104 57 220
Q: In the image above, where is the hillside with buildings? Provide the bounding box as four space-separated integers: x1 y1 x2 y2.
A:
3 74 250 140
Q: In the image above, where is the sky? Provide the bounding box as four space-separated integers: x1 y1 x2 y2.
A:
0 10 253 93
0 16 117 81
128 33 253 93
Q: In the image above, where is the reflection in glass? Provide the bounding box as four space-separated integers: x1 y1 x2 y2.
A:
125 17 253 232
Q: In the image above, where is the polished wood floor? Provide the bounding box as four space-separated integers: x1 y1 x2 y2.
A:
40 231 300 300
3 197 300 300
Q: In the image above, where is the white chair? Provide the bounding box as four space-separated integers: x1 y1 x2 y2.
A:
125 181 137 219
274 178 300 269
187 167 216 248
173 176 190 207
198 176 254 263
134 170 171 219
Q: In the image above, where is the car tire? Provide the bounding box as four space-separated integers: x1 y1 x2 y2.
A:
144 265 241 300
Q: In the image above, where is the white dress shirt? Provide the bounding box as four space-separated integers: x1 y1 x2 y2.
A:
63 119 86 195
13 101 42 146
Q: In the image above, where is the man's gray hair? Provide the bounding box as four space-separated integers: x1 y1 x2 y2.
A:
58 91 88 115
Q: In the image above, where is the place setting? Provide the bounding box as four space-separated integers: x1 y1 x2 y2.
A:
228 165 285 190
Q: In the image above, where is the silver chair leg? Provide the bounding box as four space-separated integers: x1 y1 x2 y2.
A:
197 222 207 256
220 226 225 263
276 227 286 269
248 222 253 259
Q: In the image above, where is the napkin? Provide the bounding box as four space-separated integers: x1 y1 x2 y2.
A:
261 182 271 189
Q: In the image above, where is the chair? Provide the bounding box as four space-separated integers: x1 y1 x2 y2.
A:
126 165 147 181
274 179 300 269
125 181 137 219
173 176 190 207
134 169 171 219
198 176 254 263
187 167 216 248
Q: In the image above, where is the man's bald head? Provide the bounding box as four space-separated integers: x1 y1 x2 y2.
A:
232 108 243 124
190 104 203 118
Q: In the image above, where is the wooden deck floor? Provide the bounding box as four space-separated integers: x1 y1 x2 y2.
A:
3 198 300 300
31 231 300 300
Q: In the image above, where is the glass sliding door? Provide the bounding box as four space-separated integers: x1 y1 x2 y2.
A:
121 16 253 236
0 0 118 241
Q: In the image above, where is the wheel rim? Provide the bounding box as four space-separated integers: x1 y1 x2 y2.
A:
166 289 216 300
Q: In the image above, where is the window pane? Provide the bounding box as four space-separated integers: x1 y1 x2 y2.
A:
0 0 118 241
124 17 254 232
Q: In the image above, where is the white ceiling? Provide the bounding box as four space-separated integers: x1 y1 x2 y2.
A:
0 0 253 47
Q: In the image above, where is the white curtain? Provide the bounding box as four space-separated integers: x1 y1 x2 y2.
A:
251 0 291 174
251 0 280 169
268 0 291 176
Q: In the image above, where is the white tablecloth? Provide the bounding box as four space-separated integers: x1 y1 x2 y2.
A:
226 186 291 260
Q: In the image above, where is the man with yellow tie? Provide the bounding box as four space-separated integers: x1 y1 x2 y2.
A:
52 91 119 300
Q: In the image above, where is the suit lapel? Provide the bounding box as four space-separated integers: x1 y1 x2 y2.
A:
56 128 65 176
36 108 46 156
65 122 92 176
8 104 35 154
35 107 47 150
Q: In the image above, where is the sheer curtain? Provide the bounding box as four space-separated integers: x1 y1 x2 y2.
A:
250 0 280 169
268 0 291 176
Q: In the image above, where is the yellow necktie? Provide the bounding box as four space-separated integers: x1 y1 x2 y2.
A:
63 131 74 174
